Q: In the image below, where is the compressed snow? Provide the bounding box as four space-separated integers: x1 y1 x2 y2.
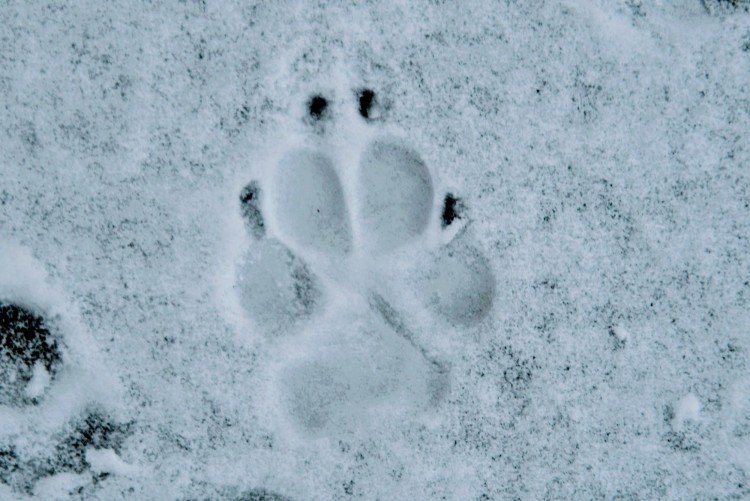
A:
84 448 139 477
1 0 750 499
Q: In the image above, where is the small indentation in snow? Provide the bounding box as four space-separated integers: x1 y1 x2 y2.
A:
673 393 701 429
308 95 328 119
358 89 376 119
441 193 462 228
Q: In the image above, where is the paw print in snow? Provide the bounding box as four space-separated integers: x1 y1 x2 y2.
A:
232 90 496 435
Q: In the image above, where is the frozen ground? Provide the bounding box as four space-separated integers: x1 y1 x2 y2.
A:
1 0 749 499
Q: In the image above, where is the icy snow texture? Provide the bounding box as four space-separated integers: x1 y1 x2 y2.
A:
1 0 750 499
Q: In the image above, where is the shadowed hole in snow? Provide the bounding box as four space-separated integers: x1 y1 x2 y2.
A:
0 302 62 406
441 193 462 228
358 89 375 119
308 95 328 119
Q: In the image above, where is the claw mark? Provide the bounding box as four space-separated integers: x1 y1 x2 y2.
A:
441 193 462 228
358 89 375 119
239 181 265 239
308 95 328 119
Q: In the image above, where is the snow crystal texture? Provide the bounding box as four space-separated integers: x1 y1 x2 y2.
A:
1 1 749 499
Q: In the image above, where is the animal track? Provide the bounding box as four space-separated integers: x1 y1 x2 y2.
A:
270 149 352 255
357 88 377 119
234 91 496 434
357 139 434 252
413 243 496 326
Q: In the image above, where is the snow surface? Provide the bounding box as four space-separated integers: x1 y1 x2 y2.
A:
1 0 750 499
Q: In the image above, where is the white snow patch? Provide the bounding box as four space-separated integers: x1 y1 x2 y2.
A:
33 472 89 500
673 393 701 429
24 362 51 399
612 324 630 342
85 448 140 477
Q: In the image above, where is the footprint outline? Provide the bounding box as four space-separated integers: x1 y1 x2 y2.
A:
233 90 496 435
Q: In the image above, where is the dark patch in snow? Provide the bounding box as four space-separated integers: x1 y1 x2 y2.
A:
308 95 328 119
441 193 461 228
0 302 62 406
358 89 375 119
